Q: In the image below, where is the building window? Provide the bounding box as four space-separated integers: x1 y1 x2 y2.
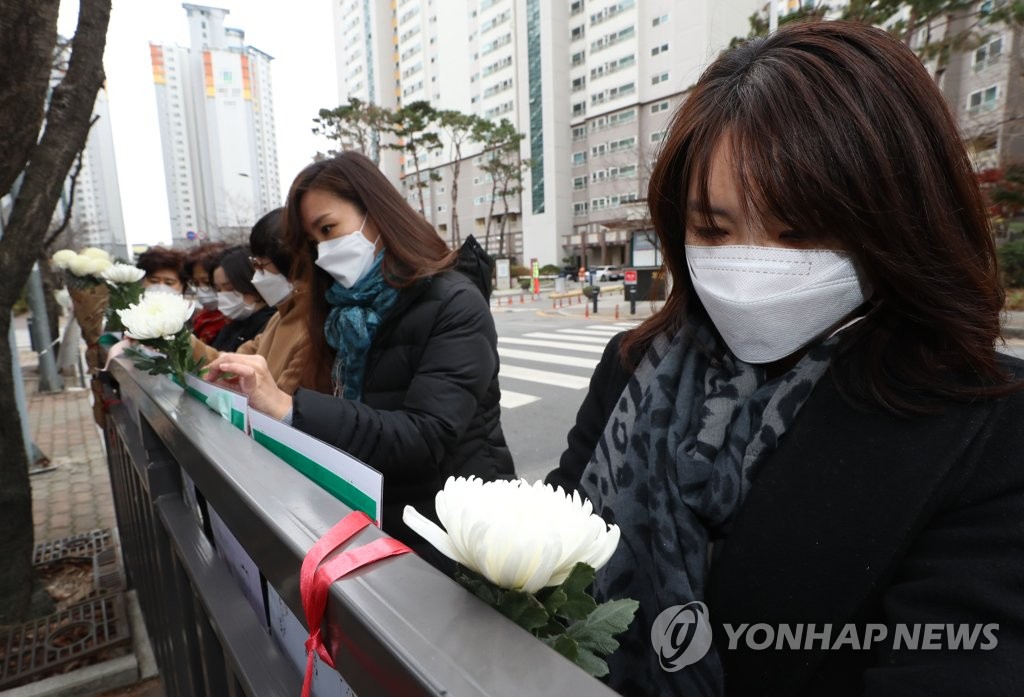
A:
573 151 587 166
650 131 665 143
608 136 635 153
652 13 669 26
571 25 585 41
572 50 586 66
974 36 1003 70
573 176 587 190
968 85 999 113
651 43 669 56
572 101 586 116
574 201 589 216
573 125 588 140
650 100 670 114
590 169 606 183
571 0 584 16
591 143 607 157
572 76 586 92
652 72 669 85
528 0 546 213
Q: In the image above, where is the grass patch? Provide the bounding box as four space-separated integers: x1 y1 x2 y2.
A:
1007 289 1024 311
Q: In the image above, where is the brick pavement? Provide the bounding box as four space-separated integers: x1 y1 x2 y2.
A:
20 352 116 546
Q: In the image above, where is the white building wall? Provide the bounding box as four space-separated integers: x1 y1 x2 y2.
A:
151 4 281 246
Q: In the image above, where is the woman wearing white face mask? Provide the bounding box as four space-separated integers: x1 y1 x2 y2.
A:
546 21 1024 697
185 242 230 345
189 209 320 395
204 152 514 569
206 246 275 353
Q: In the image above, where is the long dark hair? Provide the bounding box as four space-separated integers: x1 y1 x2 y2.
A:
285 151 456 389
217 245 260 299
249 208 291 277
625 20 1017 412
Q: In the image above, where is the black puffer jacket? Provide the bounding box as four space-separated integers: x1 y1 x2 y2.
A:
291 270 515 555
211 305 275 353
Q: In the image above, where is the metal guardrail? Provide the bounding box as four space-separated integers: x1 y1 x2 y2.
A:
102 358 617 697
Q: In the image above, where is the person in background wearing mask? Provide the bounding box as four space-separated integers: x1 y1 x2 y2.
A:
184 242 229 344
545 21 1024 696
204 152 514 568
135 246 188 295
190 209 324 394
208 246 275 352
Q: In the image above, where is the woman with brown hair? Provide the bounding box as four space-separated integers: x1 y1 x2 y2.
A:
546 20 1024 696
206 152 514 561
135 245 188 294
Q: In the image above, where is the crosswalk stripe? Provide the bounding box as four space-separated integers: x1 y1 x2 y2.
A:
554 328 623 338
613 322 641 327
500 390 540 409
500 364 591 389
524 332 611 345
498 347 599 369
498 338 607 354
575 325 625 333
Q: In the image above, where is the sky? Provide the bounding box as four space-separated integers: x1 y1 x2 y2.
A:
57 0 338 247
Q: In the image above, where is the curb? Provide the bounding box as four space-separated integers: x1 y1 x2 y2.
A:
1 655 139 697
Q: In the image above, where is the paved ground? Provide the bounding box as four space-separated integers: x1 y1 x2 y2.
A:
16 325 164 697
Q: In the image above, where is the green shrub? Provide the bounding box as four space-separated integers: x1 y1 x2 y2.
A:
510 264 530 278
582 285 601 299
519 278 532 290
540 264 560 275
998 239 1024 287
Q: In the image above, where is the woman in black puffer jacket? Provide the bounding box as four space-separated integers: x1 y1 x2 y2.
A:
205 152 514 565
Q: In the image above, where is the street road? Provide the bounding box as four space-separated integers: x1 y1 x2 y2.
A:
490 306 639 485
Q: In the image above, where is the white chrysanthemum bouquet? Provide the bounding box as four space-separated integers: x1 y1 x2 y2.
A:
404 477 638 677
117 292 201 384
51 247 116 373
100 263 146 333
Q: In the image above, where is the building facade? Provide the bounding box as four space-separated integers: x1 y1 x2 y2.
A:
150 4 281 247
67 88 130 261
332 0 761 266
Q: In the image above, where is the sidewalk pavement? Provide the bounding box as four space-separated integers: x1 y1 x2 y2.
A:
18 344 116 545
491 286 1024 336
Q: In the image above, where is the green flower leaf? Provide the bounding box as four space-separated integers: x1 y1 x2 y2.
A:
555 562 597 620
572 646 610 678
566 598 640 655
455 565 502 606
497 590 549 632
541 633 578 662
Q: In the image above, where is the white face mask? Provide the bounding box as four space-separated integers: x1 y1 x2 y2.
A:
144 283 180 297
251 269 293 307
194 286 218 309
314 216 378 288
685 244 870 364
217 290 258 320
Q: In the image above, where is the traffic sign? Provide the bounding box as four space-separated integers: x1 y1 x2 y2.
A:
624 269 638 284
186 230 197 241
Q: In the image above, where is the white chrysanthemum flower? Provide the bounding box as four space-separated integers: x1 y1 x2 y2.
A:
80 247 111 261
51 249 78 270
403 477 620 594
83 256 113 276
102 263 146 285
117 292 195 340
66 254 97 277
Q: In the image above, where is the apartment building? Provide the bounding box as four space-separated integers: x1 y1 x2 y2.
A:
150 4 281 246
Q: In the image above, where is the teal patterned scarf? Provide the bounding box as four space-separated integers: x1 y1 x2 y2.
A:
323 252 399 401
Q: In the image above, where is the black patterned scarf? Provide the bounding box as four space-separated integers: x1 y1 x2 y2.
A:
581 318 838 696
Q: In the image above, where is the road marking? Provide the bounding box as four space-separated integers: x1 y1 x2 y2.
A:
500 390 541 409
498 338 607 354
554 328 623 338
500 365 591 389
498 347 599 369
523 332 611 345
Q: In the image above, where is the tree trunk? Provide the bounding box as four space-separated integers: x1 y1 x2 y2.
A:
483 183 499 255
39 256 62 350
0 0 111 624
450 160 461 248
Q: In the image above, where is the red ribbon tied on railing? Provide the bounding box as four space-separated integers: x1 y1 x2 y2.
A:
299 511 411 697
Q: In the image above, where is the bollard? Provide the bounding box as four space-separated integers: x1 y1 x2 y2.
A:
508 296 513 305
615 304 619 320
553 299 557 309
520 294 524 304
585 302 590 318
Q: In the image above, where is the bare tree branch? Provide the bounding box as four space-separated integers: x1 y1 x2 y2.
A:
44 115 97 249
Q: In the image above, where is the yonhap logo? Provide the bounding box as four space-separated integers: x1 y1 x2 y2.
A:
651 601 714 671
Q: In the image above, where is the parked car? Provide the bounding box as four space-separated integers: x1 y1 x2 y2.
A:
593 265 623 281
562 266 582 281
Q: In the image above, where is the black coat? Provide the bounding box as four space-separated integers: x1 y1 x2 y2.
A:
292 270 514 555
210 305 275 353
547 333 1024 696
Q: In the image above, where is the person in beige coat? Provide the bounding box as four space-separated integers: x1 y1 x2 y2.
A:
191 208 330 394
